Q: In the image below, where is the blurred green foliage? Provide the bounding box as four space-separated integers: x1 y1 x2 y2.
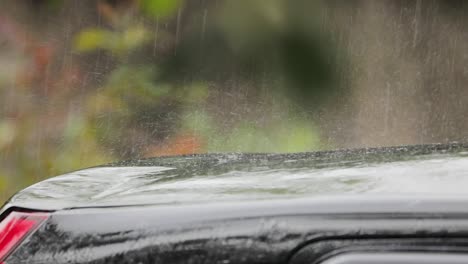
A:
0 0 337 202
140 0 182 19
75 26 150 56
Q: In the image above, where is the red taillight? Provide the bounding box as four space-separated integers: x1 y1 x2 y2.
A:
0 211 48 262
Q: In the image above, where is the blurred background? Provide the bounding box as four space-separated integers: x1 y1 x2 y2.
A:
1 0 468 201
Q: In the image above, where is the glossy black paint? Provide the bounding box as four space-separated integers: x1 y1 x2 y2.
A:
4 143 468 263
4 142 468 212
8 197 468 263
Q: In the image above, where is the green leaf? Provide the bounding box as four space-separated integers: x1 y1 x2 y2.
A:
74 28 110 52
140 0 182 19
75 26 150 55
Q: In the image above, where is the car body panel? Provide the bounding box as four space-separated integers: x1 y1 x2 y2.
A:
4 143 468 212
4 143 468 263
8 197 468 263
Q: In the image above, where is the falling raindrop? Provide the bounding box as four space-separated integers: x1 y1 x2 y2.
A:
412 0 421 48
175 7 182 55
201 8 208 43
153 17 160 57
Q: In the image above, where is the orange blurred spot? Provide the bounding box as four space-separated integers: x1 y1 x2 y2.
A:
97 2 118 24
145 134 204 157
15 44 55 93
98 0 138 25
33 45 53 74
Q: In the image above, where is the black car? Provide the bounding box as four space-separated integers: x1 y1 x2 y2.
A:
2 143 468 263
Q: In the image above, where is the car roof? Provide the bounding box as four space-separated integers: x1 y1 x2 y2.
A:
5 142 468 211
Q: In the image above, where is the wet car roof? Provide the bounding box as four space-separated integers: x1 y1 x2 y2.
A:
6 142 468 211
